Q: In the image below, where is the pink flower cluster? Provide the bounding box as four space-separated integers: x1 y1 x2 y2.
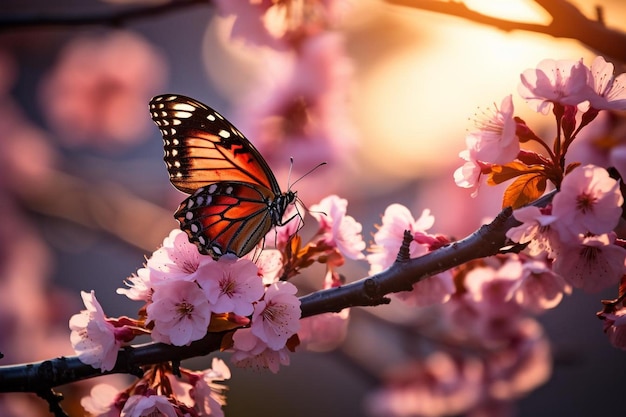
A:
80 357 231 417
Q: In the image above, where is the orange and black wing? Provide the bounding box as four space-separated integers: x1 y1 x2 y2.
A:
149 94 281 195
174 181 277 258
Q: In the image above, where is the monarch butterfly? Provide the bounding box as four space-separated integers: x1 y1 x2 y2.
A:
149 94 297 259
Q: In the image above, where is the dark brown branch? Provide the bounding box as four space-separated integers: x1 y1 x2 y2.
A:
385 0 626 63
0 0 211 32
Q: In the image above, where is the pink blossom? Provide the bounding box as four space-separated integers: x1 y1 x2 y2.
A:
511 259 571 313
454 149 485 197
268 203 302 250
552 233 626 293
367 204 436 274
483 319 552 400
310 195 366 260
552 165 623 239
40 31 166 150
231 328 291 373
214 0 349 49
120 394 177 417
235 32 355 172
506 206 559 257
518 58 591 114
81 384 121 417
147 229 214 286
147 280 211 346
365 353 484 417
251 249 284 285
251 281 301 350
586 56 626 110
601 309 626 350
196 256 265 316
298 309 349 352
117 267 151 302
69 291 120 372
466 95 520 164
191 358 231 417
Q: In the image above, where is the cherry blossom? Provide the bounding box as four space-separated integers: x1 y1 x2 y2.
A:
231 328 291 373
69 291 121 372
518 58 591 114
147 280 212 346
600 308 626 350
365 352 484 417
191 358 231 417
510 259 571 313
506 206 559 257
235 32 355 172
251 281 300 350
465 95 520 164
298 310 349 352
196 256 265 317
586 56 626 111
40 30 166 150
117 267 151 302
310 195 366 260
552 233 626 293
551 165 623 239
250 249 283 285
120 394 177 417
368 204 436 274
81 383 122 417
454 149 486 198
146 229 214 286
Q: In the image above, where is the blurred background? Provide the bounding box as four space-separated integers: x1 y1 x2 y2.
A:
1 0 626 416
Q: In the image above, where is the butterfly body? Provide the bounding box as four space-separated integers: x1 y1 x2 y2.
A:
150 94 297 259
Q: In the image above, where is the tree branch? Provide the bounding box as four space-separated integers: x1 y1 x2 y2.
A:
0 192 556 393
385 0 626 63
0 0 211 32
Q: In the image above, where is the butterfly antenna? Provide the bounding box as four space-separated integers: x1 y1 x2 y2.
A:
289 161 327 189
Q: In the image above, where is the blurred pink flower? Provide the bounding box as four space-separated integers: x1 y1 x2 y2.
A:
69 291 120 372
518 58 591 114
40 30 167 151
298 309 349 352
551 165 623 239
466 95 520 164
483 319 551 401
147 280 211 346
196 256 265 316
81 384 122 417
235 32 356 173
600 308 626 350
366 352 484 417
251 281 300 350
310 195 366 260
214 0 349 49
586 56 626 111
249 249 283 285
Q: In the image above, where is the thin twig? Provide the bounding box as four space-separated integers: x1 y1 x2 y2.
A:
0 0 211 32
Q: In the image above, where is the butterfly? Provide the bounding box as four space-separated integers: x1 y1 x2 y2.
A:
149 94 298 259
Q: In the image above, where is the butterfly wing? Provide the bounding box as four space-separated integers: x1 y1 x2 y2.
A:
175 181 278 258
149 94 281 195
